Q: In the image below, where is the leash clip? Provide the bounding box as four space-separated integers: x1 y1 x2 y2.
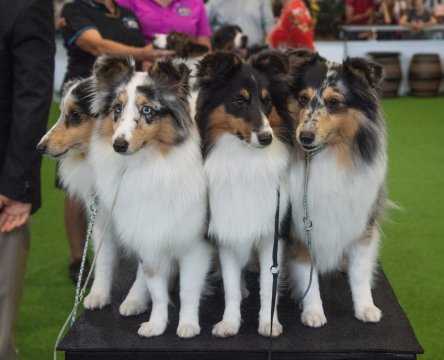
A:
303 216 313 231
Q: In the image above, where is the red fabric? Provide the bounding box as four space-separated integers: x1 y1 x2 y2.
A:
270 0 314 50
346 0 375 25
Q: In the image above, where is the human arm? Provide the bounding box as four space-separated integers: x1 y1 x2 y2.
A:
0 0 55 229
75 29 173 61
195 36 212 52
381 2 392 24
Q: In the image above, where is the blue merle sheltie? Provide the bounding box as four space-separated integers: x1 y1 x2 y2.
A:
284 50 388 327
89 56 213 338
195 51 293 337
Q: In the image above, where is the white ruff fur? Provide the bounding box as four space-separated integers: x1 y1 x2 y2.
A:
205 134 290 337
90 118 212 338
288 146 386 326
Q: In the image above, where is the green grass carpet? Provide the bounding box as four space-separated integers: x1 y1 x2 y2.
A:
14 98 443 359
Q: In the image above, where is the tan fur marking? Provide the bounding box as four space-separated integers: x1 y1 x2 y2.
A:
136 94 149 108
262 89 268 99
131 115 179 156
322 87 344 102
100 114 115 140
206 105 253 146
118 93 128 105
300 88 314 100
240 89 250 100
45 114 95 155
289 241 312 265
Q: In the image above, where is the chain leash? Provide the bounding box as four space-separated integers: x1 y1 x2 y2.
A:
298 145 327 307
71 192 99 325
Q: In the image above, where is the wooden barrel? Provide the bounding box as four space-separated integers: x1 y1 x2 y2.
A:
409 54 442 98
368 52 402 98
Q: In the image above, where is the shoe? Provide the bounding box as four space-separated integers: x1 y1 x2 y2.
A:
69 258 93 286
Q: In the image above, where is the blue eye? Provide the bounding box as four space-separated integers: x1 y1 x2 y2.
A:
142 106 152 115
115 104 122 113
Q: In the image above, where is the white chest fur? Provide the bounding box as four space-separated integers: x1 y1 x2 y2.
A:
90 126 207 268
58 155 94 206
289 149 387 273
205 135 290 247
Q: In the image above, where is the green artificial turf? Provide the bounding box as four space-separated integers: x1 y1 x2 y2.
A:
14 98 443 359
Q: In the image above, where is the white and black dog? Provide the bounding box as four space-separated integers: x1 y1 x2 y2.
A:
37 78 151 317
195 51 293 337
284 50 388 327
89 56 213 338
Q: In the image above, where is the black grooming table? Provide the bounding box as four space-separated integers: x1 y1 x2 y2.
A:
58 259 423 360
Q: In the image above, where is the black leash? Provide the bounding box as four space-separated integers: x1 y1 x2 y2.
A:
268 186 280 360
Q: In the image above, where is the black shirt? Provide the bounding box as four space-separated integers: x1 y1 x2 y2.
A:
61 0 145 83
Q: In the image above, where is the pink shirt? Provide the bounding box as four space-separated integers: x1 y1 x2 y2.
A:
115 0 212 44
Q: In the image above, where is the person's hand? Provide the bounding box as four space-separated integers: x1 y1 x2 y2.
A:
139 44 175 63
0 195 31 232
415 20 425 30
55 16 66 30
364 7 373 17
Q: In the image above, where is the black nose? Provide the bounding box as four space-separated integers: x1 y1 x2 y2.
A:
113 140 129 153
299 132 315 145
241 35 248 48
258 134 272 146
36 144 46 154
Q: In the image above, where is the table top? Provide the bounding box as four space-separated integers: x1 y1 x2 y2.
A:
59 258 423 358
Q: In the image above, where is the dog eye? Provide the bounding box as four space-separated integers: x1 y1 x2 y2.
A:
235 99 245 108
329 99 340 108
142 106 152 115
263 97 271 104
115 103 122 113
299 95 309 105
70 111 80 120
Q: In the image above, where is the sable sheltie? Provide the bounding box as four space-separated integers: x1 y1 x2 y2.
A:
89 56 213 338
285 50 388 327
37 78 151 317
195 51 292 337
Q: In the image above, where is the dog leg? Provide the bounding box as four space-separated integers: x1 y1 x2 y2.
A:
119 262 151 316
138 267 169 338
84 209 116 310
289 245 326 328
177 242 213 338
349 227 381 323
258 238 283 337
212 246 244 337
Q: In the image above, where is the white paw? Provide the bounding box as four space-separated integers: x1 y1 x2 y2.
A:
301 310 327 328
83 292 110 310
119 299 148 317
355 306 382 323
177 323 201 338
138 321 167 338
212 320 240 337
241 286 250 300
258 321 283 337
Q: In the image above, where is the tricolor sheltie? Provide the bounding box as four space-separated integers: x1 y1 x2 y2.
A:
195 51 292 337
89 56 213 338
37 78 150 317
285 50 388 327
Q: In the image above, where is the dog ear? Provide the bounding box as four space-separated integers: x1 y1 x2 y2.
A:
251 51 290 76
93 55 135 93
343 57 384 89
148 58 190 96
197 51 243 85
149 58 192 131
285 49 325 69
185 42 209 57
